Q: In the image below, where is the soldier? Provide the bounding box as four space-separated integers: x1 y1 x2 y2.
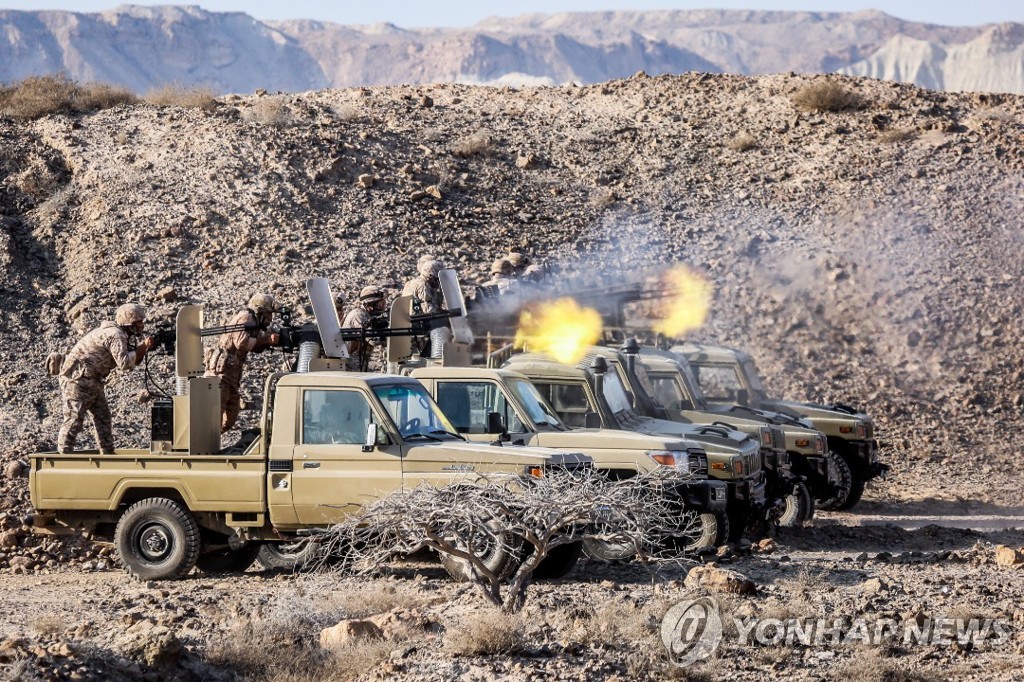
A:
402 256 448 358
333 292 346 321
342 285 388 371
507 252 532 278
486 258 517 294
57 303 156 454
204 294 281 433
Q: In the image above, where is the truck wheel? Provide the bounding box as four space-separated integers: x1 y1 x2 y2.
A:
816 452 852 511
256 541 321 571
835 462 866 510
531 541 583 580
582 536 637 562
440 522 523 582
196 543 261 574
682 513 719 553
713 512 731 546
115 498 200 581
779 483 814 527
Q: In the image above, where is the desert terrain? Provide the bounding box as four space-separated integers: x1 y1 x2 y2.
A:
1 71 1023 679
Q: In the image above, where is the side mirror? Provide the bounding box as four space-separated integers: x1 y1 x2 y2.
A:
486 411 506 435
737 389 749 406
584 412 602 429
362 423 377 452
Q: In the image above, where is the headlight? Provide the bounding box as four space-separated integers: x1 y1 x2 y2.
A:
732 457 744 476
647 450 705 475
759 426 773 448
526 465 544 478
815 434 826 454
647 450 680 468
856 422 867 439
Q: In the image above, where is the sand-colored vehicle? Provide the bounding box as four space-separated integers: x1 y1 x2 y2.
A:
502 351 786 542
674 342 888 509
409 366 729 554
633 345 839 517
31 324 590 581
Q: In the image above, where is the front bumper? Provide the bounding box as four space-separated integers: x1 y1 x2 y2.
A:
726 472 767 508
849 439 888 480
677 480 729 513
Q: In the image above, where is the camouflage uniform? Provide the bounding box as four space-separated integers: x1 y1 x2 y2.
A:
401 276 445 315
342 307 378 371
58 322 138 453
204 309 271 432
402 258 448 358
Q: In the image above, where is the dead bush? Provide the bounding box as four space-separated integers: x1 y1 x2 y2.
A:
332 103 362 122
0 74 137 120
331 584 426 619
242 96 293 127
834 651 931 682
31 615 63 637
792 80 864 113
727 130 758 151
144 84 217 110
878 128 917 143
453 129 493 157
444 609 524 656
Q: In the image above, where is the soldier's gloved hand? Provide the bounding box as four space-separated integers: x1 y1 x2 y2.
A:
268 333 281 346
142 336 157 351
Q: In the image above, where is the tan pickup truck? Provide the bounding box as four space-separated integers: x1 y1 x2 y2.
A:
408 366 729 554
30 372 590 581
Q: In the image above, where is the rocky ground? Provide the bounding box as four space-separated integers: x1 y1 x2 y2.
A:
1 72 1024 679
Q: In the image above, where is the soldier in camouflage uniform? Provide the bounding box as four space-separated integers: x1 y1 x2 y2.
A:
58 304 156 454
506 252 532 278
402 256 449 358
204 294 281 433
486 258 517 294
343 285 388 371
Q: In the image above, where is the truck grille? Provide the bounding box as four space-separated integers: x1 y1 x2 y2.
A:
745 452 761 475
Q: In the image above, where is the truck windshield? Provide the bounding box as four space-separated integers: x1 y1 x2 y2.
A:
372 383 460 441
602 370 634 417
675 361 709 410
507 379 566 430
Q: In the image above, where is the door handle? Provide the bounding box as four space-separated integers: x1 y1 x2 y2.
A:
303 462 321 469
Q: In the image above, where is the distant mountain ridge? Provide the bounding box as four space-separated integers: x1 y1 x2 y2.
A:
0 5 1021 94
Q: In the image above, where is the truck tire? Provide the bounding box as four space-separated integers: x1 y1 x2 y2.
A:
440 522 523 582
115 498 201 581
835 460 866 510
582 536 637 562
682 513 719 553
779 483 814 528
532 541 583 580
256 541 321 571
196 543 261 574
713 512 730 546
816 452 852 511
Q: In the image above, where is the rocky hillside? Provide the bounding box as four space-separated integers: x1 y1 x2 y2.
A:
1 6 1024 93
1 73 1023 514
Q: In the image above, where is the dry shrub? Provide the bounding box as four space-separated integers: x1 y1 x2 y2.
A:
332 103 362 122
590 187 617 209
835 650 930 682
242 96 293 127
331 584 425 619
144 84 217 110
727 130 758 151
31 615 63 637
0 74 137 120
792 80 864 113
444 609 523 656
878 128 917 143
453 129 493 157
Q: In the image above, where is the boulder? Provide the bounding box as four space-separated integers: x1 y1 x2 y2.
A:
683 563 756 595
319 619 383 649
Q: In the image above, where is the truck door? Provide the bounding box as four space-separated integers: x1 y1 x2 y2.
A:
433 380 529 443
291 388 403 525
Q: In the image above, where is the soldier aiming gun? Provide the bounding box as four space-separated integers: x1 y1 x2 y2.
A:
204 294 281 432
342 285 388 371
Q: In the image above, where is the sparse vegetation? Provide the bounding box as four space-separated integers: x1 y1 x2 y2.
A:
878 128 917 143
727 130 758 151
144 84 218 110
242 95 293 126
332 103 362 122
444 609 523 656
792 80 864 113
453 129 493 157
31 615 63 637
0 74 137 120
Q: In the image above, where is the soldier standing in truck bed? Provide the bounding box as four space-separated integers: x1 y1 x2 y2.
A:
57 304 156 454
204 294 281 432
342 285 388 371
402 255 448 358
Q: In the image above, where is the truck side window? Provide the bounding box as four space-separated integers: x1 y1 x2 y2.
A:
537 383 590 427
435 381 524 434
695 365 743 402
302 389 373 445
650 377 692 411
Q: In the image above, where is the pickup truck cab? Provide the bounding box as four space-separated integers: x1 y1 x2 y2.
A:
30 372 589 580
673 342 888 510
409 366 728 553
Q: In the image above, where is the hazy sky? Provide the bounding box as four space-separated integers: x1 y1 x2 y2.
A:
2 1 1022 28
